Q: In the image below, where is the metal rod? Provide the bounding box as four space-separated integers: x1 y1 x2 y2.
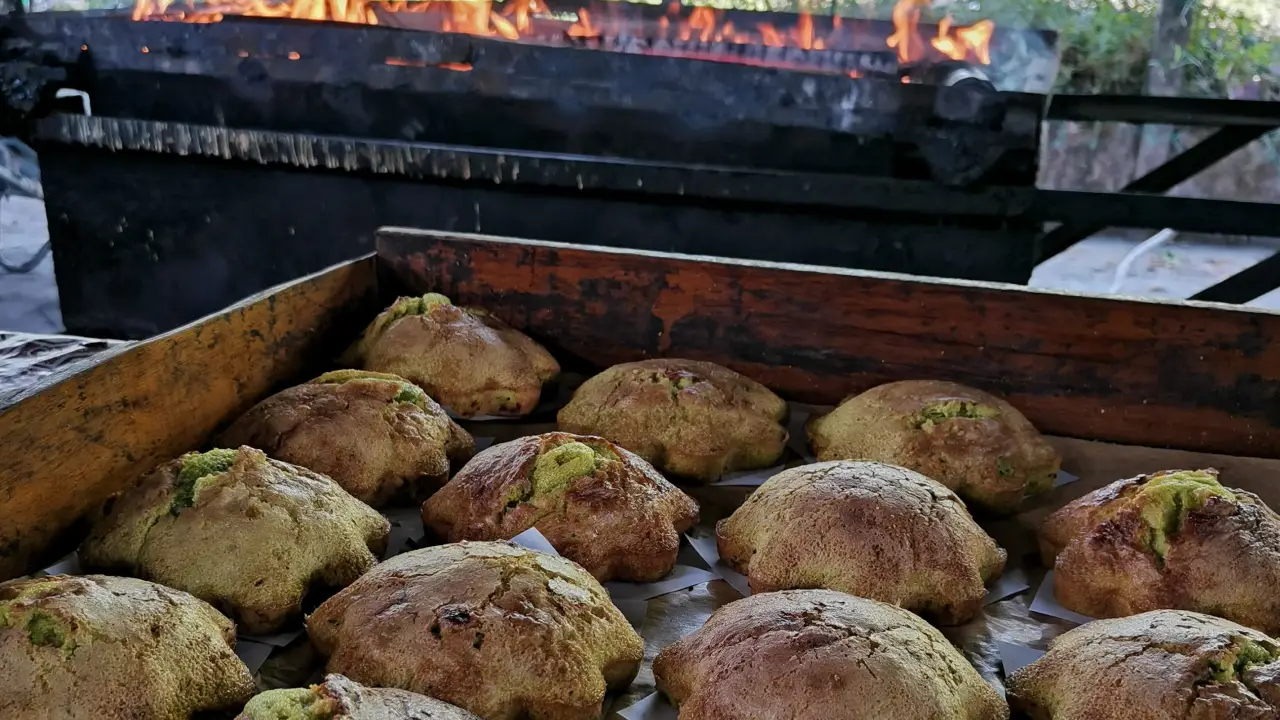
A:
1191 252 1280 304
33 114 1280 238
1045 94 1280 128
1035 125 1272 263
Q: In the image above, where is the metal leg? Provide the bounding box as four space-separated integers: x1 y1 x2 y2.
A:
1035 125 1274 263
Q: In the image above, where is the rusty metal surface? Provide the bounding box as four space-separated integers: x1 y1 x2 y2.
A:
0 331 127 403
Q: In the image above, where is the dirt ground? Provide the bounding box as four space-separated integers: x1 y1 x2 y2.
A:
1 194 1277 336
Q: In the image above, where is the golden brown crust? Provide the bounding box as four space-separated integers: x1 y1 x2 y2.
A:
219 373 475 506
556 359 787 483
236 674 482 719
0 575 256 719
307 541 644 720
348 296 560 418
715 461 1006 625
1008 610 1280 720
1040 469 1280 634
806 380 1061 514
653 589 1008 720
422 432 699 582
80 446 390 634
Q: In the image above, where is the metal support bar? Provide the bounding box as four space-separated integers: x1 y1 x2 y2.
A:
1035 125 1273 263
1046 94 1280 127
1191 252 1280 304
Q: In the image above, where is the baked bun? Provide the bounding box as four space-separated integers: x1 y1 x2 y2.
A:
1039 468 1280 633
219 370 475 506
556 359 787 483
422 432 699 582
1009 610 1280 719
807 380 1060 514
237 674 480 720
654 589 1008 720
716 460 1006 624
81 446 389 633
0 575 255 718
307 541 644 720
345 294 559 418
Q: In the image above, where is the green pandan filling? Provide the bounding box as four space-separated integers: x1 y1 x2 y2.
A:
25 611 70 649
910 400 1000 431
172 449 239 514
507 441 616 508
312 370 429 410
240 687 335 720
1206 638 1280 683
1136 470 1235 563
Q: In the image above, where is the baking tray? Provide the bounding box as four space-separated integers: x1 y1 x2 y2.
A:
3 229 1280 717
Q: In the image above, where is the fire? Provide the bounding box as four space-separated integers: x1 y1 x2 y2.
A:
888 0 993 65
131 0 996 72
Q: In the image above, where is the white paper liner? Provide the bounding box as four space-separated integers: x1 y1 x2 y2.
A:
382 507 427 560
1054 469 1080 487
616 692 679 720
786 408 817 462
712 464 785 487
983 566 1031 606
997 641 1047 676
1028 570 1095 625
613 599 649 630
39 552 82 576
240 629 304 648
605 565 720 602
510 527 560 556
684 534 751 598
235 640 275 673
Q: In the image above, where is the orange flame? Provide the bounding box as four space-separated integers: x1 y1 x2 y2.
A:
890 0 993 65
131 0 996 73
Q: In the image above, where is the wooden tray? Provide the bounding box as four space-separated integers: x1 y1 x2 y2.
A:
2 228 1278 583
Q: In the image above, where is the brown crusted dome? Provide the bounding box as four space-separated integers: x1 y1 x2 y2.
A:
1009 610 1280 719
654 589 1008 720
237 674 481 720
1039 468 1280 634
345 293 559 419
307 541 644 720
806 380 1060 514
0 575 255 719
422 432 699 582
556 359 787 483
80 446 390 634
219 370 475 507
716 460 1006 625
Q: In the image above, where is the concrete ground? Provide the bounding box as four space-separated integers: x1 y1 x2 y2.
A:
0 195 1277 337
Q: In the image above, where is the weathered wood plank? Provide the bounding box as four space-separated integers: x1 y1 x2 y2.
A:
0 257 379 582
377 228 1280 459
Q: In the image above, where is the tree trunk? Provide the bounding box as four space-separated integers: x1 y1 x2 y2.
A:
1135 0 1196 176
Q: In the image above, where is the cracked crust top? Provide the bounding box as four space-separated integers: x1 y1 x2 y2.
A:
556 359 787 483
219 370 475 507
80 446 390 634
653 589 1008 720
237 674 481 720
715 461 1006 625
422 432 699 582
1008 610 1280 720
1039 469 1280 634
345 294 560 419
806 380 1061 514
0 575 256 719
306 541 644 720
